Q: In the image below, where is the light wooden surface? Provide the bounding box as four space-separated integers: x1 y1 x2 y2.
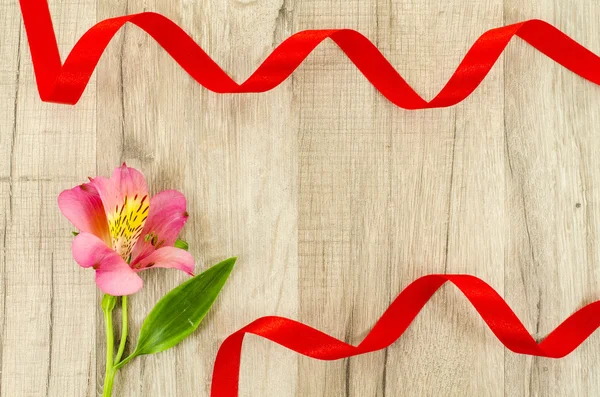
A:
1 0 599 395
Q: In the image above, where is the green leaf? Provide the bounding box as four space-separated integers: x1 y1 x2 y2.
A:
130 257 236 358
174 239 189 251
72 231 79 237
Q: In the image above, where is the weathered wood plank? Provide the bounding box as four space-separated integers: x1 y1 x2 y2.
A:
504 2 600 395
96 0 298 396
0 1 97 396
295 0 504 395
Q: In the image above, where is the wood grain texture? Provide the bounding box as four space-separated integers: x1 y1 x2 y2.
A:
0 0 599 396
1 1 97 396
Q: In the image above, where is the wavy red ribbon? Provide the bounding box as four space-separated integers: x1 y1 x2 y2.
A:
18 0 600 106
212 274 600 397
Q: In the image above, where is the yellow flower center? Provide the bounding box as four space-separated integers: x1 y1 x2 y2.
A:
108 194 150 261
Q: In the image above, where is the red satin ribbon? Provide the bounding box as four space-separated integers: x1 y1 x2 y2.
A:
212 275 600 397
18 0 600 106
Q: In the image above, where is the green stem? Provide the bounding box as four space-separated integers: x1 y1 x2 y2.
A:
101 294 132 396
114 353 135 370
103 368 116 397
115 295 128 364
103 298 116 397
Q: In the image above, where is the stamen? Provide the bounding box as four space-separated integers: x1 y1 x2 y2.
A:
109 193 150 260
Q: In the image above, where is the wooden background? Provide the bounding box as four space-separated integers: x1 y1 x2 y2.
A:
1 0 600 395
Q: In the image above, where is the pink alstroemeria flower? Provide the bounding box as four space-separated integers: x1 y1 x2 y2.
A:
58 164 194 296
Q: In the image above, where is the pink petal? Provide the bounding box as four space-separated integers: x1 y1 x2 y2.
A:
131 190 188 264
91 163 148 217
109 163 148 201
88 176 121 218
72 233 143 295
58 183 110 244
96 263 144 296
134 246 195 276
